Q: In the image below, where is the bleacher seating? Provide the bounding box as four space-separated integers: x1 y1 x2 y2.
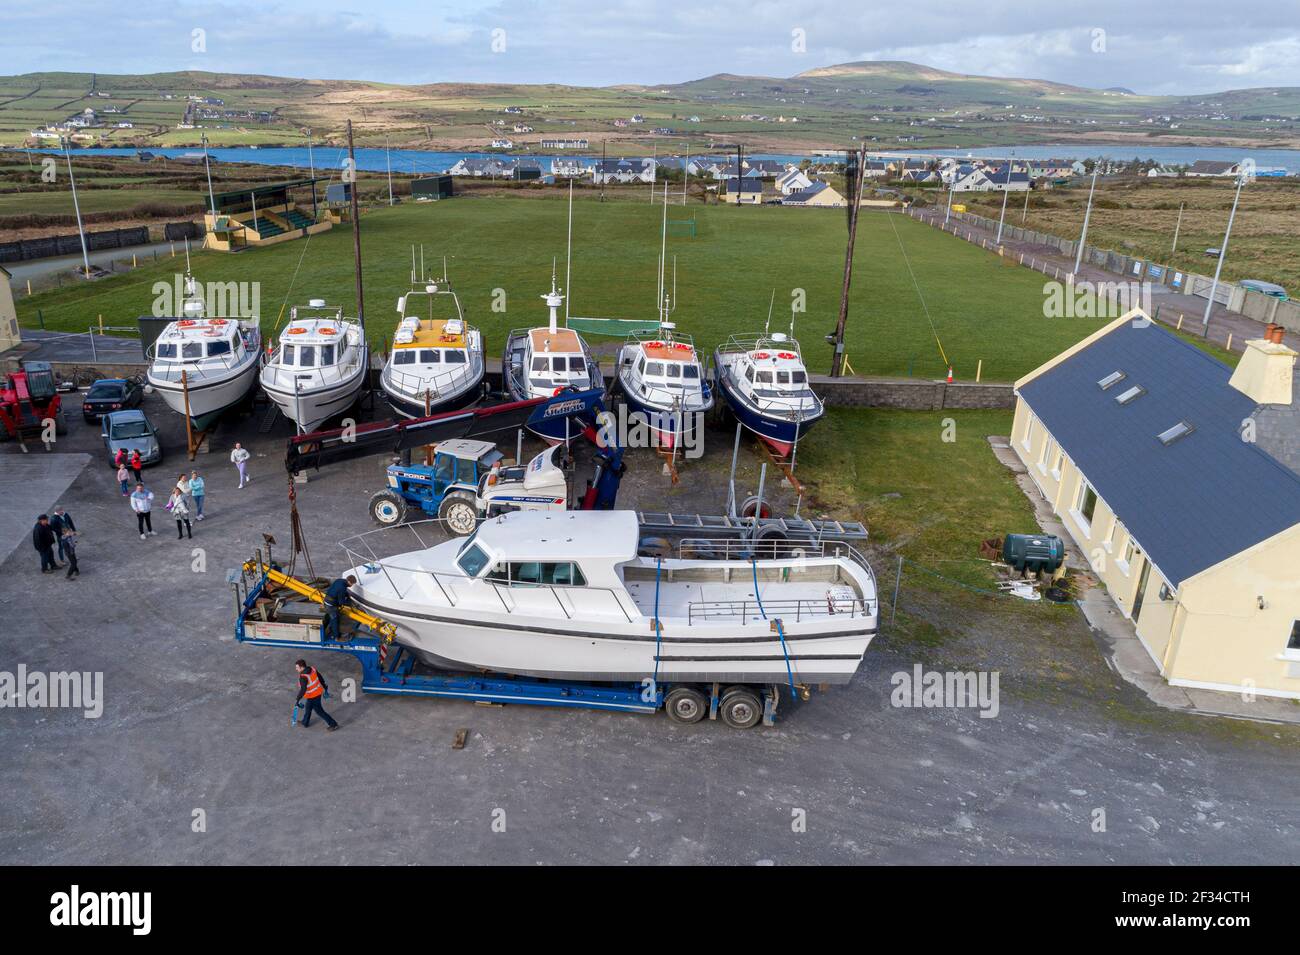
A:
247 217 284 238
281 209 315 230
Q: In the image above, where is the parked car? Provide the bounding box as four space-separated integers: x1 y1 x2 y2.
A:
101 409 162 466
82 377 143 422
1239 279 1288 301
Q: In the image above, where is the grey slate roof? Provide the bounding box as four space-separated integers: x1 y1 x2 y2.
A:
1018 320 1300 587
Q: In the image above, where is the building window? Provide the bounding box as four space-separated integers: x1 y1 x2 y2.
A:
1103 517 1118 551
1073 480 1098 534
1038 437 1053 472
1052 446 1064 477
1022 414 1035 451
1288 621 1300 652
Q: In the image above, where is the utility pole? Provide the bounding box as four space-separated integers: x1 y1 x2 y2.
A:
1022 180 1031 223
62 138 91 279
1072 161 1100 277
201 133 216 217
944 176 954 226
305 128 314 179
347 120 366 337
385 134 394 206
995 163 1011 244
830 145 867 377
1171 201 1185 254
600 140 606 202
682 141 689 206
1202 165 1247 334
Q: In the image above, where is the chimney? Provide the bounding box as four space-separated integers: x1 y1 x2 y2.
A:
1229 338 1296 406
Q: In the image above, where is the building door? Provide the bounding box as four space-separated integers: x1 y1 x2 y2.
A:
1131 559 1152 622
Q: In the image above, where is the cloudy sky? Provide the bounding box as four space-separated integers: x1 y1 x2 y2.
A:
5 0 1300 93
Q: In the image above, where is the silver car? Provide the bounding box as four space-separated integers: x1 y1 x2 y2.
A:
101 409 163 466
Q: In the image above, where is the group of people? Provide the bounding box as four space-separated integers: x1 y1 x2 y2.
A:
128 471 207 540
31 508 79 579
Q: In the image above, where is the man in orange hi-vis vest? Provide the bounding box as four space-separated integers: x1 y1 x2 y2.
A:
294 659 339 731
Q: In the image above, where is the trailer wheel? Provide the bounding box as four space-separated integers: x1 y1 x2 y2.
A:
720 687 763 729
369 489 408 526
439 491 479 536
665 686 707 724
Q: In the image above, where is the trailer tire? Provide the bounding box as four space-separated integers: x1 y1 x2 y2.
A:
739 495 772 520
665 686 707 724
369 490 408 526
439 491 479 537
720 687 763 729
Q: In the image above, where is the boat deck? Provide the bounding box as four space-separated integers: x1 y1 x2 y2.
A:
624 577 863 625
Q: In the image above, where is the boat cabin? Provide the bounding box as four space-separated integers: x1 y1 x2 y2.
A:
276 316 348 369
527 328 592 391
153 318 250 365
629 339 705 395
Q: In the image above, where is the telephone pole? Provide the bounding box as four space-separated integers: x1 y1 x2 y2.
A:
830 145 867 377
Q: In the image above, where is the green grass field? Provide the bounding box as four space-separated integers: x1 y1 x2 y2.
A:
17 195 1117 381
0 188 200 215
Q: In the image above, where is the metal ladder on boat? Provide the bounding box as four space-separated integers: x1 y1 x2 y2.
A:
636 511 868 541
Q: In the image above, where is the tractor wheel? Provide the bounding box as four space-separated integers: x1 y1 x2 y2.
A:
438 491 479 536
368 489 408 527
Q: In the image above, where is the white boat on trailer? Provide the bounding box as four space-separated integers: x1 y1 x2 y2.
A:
146 270 262 430
259 300 369 433
340 510 878 690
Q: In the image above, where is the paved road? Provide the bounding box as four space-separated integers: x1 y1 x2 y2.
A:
4 240 178 287
908 208 1282 354
1 393 1297 864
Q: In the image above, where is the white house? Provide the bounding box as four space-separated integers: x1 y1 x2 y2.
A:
592 158 656 184
775 167 813 195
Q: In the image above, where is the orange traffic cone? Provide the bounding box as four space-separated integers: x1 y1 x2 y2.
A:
946 366 954 383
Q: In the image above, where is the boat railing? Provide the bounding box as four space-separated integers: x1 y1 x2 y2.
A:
687 595 872 625
716 333 804 358
146 325 262 383
338 519 636 623
262 339 366 392
382 347 485 403
674 535 878 592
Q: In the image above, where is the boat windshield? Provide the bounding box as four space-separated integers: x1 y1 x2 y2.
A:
457 543 490 577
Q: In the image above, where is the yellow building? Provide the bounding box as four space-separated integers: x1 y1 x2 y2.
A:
1012 309 1300 699
782 181 845 207
720 177 763 205
0 265 20 356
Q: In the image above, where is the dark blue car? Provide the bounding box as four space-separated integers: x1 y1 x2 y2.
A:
82 378 143 422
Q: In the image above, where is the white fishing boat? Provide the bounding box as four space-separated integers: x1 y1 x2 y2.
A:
502 273 601 442
615 321 712 448
380 274 485 418
146 270 262 430
340 510 878 685
259 300 369 432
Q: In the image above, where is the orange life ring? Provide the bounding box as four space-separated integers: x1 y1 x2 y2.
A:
674 342 691 351
752 351 770 360
319 327 337 335
647 341 664 349
177 320 196 327
207 319 228 326
287 327 307 335
552 387 564 396
777 351 796 360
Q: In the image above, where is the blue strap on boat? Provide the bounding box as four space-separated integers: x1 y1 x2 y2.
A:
752 559 797 697
652 557 663 687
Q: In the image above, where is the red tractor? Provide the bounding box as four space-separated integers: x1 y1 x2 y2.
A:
0 360 68 443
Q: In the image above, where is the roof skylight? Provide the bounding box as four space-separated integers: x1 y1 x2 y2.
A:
1098 371 1126 390
1158 421 1195 446
1115 385 1146 405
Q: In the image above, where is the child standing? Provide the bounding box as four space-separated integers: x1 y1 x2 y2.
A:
62 528 80 579
130 449 143 483
189 470 206 520
116 462 130 496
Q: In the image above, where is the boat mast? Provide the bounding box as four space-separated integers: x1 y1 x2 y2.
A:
346 120 366 339
565 178 573 327
544 258 563 335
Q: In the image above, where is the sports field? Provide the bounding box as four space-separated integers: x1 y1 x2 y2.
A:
16 195 1114 381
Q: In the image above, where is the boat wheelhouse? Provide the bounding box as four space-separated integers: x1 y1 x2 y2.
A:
714 332 824 455
615 322 712 448
502 277 601 442
259 300 369 433
340 510 877 685
146 271 262 430
380 280 485 419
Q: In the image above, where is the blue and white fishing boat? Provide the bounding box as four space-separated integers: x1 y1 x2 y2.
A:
713 331 824 455
502 273 601 443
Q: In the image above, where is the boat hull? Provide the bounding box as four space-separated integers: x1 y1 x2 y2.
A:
615 376 711 450
380 369 485 419
260 346 369 432
351 589 875 685
148 357 261 430
715 372 823 456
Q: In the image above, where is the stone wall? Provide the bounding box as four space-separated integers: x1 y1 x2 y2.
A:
810 374 1014 410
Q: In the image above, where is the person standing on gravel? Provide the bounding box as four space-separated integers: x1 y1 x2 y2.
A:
130 483 157 540
231 443 251 489
189 470 206 520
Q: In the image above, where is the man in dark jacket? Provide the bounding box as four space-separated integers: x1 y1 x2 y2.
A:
49 507 76 562
32 515 59 573
322 574 357 642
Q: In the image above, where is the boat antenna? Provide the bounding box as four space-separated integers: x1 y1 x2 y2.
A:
790 297 797 340
565 178 573 326
410 245 416 285
346 119 366 336
658 181 669 329
544 257 563 335
764 288 775 337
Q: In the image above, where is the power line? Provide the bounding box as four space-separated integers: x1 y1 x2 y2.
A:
885 209 949 370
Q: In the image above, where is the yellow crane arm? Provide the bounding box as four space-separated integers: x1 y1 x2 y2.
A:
242 560 397 642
